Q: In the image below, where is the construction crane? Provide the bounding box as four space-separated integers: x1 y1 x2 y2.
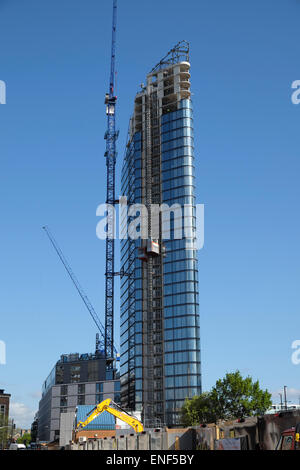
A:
42 2 120 372
76 399 144 434
42 225 119 358
104 0 118 365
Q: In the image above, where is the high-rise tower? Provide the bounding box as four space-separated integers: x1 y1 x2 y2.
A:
120 42 201 427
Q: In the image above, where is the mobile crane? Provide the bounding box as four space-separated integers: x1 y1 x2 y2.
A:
76 398 144 434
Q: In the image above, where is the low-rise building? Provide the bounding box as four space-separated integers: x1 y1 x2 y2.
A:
266 403 300 414
0 389 11 449
38 352 120 442
0 389 10 419
31 412 38 442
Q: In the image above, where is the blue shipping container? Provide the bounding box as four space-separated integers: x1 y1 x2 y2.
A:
76 405 115 430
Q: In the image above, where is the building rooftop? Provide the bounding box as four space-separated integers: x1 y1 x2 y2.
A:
58 352 105 364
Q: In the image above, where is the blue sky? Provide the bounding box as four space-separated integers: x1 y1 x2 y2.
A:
0 0 300 427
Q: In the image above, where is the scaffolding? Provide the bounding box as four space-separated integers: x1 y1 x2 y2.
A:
149 40 190 74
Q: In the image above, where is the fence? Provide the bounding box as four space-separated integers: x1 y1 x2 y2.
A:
68 428 195 451
67 410 300 451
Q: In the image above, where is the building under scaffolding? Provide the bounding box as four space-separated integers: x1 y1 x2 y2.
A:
120 42 201 427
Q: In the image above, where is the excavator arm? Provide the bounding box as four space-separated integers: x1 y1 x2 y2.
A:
104 405 144 433
76 398 143 433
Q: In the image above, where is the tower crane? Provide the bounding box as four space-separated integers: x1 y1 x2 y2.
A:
104 0 118 365
42 0 120 373
42 225 119 359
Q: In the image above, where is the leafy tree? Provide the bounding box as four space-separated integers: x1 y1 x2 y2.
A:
182 392 217 426
17 433 31 446
0 414 9 449
181 370 272 426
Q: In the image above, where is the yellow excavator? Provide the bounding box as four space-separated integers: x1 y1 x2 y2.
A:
76 398 144 434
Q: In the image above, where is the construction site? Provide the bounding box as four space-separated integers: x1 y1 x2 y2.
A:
35 0 201 447
3 0 298 456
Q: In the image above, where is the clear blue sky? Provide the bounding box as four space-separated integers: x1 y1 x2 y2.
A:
1 0 299 427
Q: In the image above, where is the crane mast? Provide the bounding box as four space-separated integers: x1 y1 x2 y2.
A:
104 0 118 364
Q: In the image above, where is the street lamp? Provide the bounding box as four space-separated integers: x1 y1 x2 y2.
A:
284 386 288 411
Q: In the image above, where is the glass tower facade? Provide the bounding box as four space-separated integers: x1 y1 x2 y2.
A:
120 53 201 426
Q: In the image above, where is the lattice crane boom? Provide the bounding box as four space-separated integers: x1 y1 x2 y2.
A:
42 225 118 357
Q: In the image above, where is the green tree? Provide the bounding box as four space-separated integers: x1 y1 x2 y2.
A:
0 414 9 449
182 392 217 426
181 370 272 426
17 433 31 446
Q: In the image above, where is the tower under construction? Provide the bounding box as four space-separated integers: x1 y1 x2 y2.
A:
120 42 201 427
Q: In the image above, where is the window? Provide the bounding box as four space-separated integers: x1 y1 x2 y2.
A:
78 384 85 395
88 362 98 382
61 385 68 396
56 365 64 384
106 370 113 380
70 365 80 383
114 393 121 404
60 397 67 407
78 395 85 405
96 394 103 403
155 403 163 413
135 357 142 367
165 389 174 400
135 380 143 390
166 377 174 388
96 383 103 393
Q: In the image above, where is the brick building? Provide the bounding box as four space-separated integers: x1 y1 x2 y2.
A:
0 389 10 419
0 389 11 449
